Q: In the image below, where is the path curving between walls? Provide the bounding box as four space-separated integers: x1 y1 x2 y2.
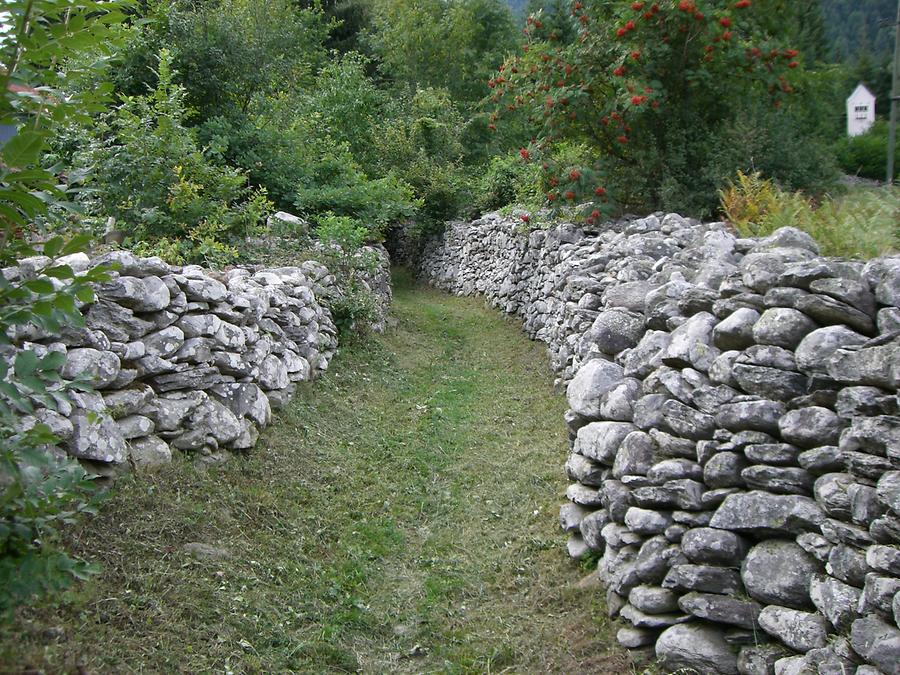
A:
412 211 900 675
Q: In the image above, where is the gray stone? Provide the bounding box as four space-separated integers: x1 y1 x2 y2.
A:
143 326 185 359
566 534 590 560
813 473 854 520
742 540 820 609
714 308 761 351
757 606 828 653
99 275 171 312
599 378 642 421
663 312 721 371
850 615 900 675
662 564 743 595
836 387 899 418
61 348 121 389
840 416 900 460
579 509 610 550
809 575 860 632
704 452 748 488
678 592 762 629
795 326 869 375
681 527 749 566
655 623 739 675
624 507 673 535
559 502 590 532
859 573 900 618
738 645 788 675
115 414 155 440
744 443 801 466
717 400 785 434
601 480 632 522
586 309 645 355
752 308 818 349
741 465 813 495
574 421 637 465
828 340 900 390
867 545 900 576
129 435 172 471
632 479 704 511
619 603 690 629
565 452 606 486
566 483 603 507
850 483 886 525
827 544 868 587
796 532 832 563
661 399 716 440
877 471 900 514
710 491 825 535
778 407 842 448
798 446 843 475
611 431 655 478
798 291 877 334
628 585 681 614
567 358 625 419
810 276 875 315
68 407 128 464
647 458 703 484
615 626 658 649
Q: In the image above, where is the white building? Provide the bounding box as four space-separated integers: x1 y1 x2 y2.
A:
846 83 876 137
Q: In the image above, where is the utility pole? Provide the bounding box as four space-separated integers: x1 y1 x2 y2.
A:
888 0 900 184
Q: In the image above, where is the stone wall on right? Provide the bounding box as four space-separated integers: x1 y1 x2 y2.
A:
414 212 900 675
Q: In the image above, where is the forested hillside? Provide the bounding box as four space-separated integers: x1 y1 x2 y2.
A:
821 0 896 61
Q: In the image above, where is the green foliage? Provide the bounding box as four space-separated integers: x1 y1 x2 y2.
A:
376 89 472 225
475 150 543 212
0 0 133 614
820 0 897 62
492 0 840 220
720 171 899 259
80 50 272 266
835 121 900 181
311 215 381 334
367 0 517 106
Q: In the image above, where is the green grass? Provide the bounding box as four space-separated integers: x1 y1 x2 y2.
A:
0 268 635 673
720 172 899 260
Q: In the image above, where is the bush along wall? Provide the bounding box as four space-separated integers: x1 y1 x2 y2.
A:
5 245 391 475
415 211 900 674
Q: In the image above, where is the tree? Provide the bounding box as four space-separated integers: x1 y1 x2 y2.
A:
490 0 824 218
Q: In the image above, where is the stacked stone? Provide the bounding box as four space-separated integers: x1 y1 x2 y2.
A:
415 212 900 675
7 246 391 474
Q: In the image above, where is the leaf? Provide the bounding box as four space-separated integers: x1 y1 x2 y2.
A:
13 351 39 378
23 279 54 295
39 352 66 372
43 265 75 280
60 234 92 256
1 131 44 168
42 237 65 258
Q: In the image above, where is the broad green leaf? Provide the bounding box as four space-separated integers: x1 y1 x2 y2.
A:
1 131 44 168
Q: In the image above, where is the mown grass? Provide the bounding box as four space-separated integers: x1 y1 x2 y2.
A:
0 268 636 674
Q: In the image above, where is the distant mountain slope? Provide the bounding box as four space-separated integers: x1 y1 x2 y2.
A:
821 0 896 61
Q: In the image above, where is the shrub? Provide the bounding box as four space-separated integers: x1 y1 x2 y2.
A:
78 50 272 267
491 0 818 222
475 151 544 212
835 121 900 181
311 215 383 335
720 171 899 259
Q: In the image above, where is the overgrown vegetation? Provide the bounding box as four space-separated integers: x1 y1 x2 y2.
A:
720 171 900 259
0 0 127 615
0 272 636 673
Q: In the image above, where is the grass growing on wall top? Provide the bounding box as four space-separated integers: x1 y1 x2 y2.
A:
0 269 636 673
720 172 899 259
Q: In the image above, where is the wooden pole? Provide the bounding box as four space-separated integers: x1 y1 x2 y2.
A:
887 0 900 183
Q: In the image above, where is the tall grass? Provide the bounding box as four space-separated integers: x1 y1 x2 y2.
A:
719 172 899 259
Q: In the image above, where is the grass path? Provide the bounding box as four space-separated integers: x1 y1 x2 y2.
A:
2 269 630 673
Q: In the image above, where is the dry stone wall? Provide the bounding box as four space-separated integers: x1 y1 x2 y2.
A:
7 245 390 473
414 211 900 675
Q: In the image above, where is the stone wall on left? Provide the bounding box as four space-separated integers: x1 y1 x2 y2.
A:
6 246 391 474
